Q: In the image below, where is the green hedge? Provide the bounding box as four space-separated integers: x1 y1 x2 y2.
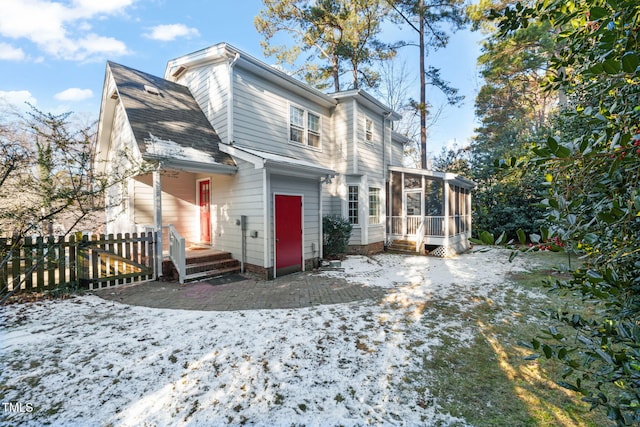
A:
322 215 352 259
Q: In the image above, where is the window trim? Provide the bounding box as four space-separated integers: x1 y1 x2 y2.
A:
288 103 322 151
348 185 359 225
368 187 381 225
364 117 374 143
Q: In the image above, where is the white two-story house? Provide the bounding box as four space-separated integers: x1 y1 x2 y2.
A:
95 42 473 281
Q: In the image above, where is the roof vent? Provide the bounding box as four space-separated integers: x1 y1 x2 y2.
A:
171 66 187 78
144 85 160 96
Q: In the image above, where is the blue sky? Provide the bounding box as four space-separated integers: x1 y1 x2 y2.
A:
0 0 483 157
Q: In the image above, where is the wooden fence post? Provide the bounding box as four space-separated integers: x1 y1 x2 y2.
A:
12 238 21 294
47 236 55 291
0 238 7 294
24 236 33 292
76 233 90 289
91 234 99 290
36 236 44 292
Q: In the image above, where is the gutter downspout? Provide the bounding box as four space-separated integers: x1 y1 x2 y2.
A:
226 52 240 144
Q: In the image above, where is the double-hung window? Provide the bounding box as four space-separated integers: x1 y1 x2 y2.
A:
364 118 373 143
348 186 359 225
289 105 321 148
369 187 381 224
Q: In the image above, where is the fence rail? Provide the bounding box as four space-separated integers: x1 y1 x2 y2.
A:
0 232 155 296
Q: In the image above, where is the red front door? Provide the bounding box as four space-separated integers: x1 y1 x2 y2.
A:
275 195 302 276
199 180 211 243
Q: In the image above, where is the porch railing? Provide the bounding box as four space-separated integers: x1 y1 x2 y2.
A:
166 224 186 284
390 215 472 237
391 216 447 237
415 218 426 252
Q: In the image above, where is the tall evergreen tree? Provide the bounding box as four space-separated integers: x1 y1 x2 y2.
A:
388 0 467 169
255 0 396 91
468 2 558 238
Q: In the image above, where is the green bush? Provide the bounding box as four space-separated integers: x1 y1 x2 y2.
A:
322 215 352 259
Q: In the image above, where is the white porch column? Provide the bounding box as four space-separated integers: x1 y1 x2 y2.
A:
420 175 426 228
153 168 163 278
443 180 450 247
401 173 406 236
388 171 393 238
466 189 472 236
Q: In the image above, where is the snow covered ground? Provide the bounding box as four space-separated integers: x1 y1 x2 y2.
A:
0 248 541 426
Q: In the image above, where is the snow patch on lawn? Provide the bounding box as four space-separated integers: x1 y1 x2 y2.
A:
0 248 540 426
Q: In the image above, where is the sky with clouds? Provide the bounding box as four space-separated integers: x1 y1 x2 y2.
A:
0 0 483 156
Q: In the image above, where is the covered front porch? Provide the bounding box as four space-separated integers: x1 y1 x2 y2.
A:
387 166 474 256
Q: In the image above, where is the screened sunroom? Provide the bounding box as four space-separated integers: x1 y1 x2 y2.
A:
387 166 474 256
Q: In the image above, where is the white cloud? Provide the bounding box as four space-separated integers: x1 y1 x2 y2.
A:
0 90 37 108
69 0 135 18
74 34 129 61
54 88 93 102
0 42 25 61
0 0 134 62
144 24 200 42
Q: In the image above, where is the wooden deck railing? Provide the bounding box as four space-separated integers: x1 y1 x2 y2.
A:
390 215 470 237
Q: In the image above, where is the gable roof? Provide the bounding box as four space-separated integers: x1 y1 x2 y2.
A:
165 43 338 110
107 61 236 170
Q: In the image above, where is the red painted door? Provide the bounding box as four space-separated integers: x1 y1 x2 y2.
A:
199 180 211 243
275 195 302 275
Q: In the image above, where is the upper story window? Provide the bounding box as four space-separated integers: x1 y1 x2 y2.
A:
364 118 373 143
289 105 321 149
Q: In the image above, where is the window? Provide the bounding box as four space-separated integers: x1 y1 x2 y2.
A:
365 118 373 142
369 187 381 224
289 106 305 143
348 186 359 225
289 105 321 148
307 112 320 148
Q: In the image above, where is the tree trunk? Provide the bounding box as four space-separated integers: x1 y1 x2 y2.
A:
419 0 427 169
332 55 341 91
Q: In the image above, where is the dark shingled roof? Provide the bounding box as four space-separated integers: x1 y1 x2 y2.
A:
108 61 235 167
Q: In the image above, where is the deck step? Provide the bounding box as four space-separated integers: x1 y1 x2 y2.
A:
164 250 241 282
184 255 241 282
387 240 420 254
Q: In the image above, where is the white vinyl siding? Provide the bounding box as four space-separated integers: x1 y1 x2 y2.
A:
209 160 265 267
105 102 139 235
232 69 331 165
391 138 404 167
132 171 197 247
357 108 385 177
178 64 229 143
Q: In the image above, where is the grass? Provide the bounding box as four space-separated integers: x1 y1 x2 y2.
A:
413 250 611 427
